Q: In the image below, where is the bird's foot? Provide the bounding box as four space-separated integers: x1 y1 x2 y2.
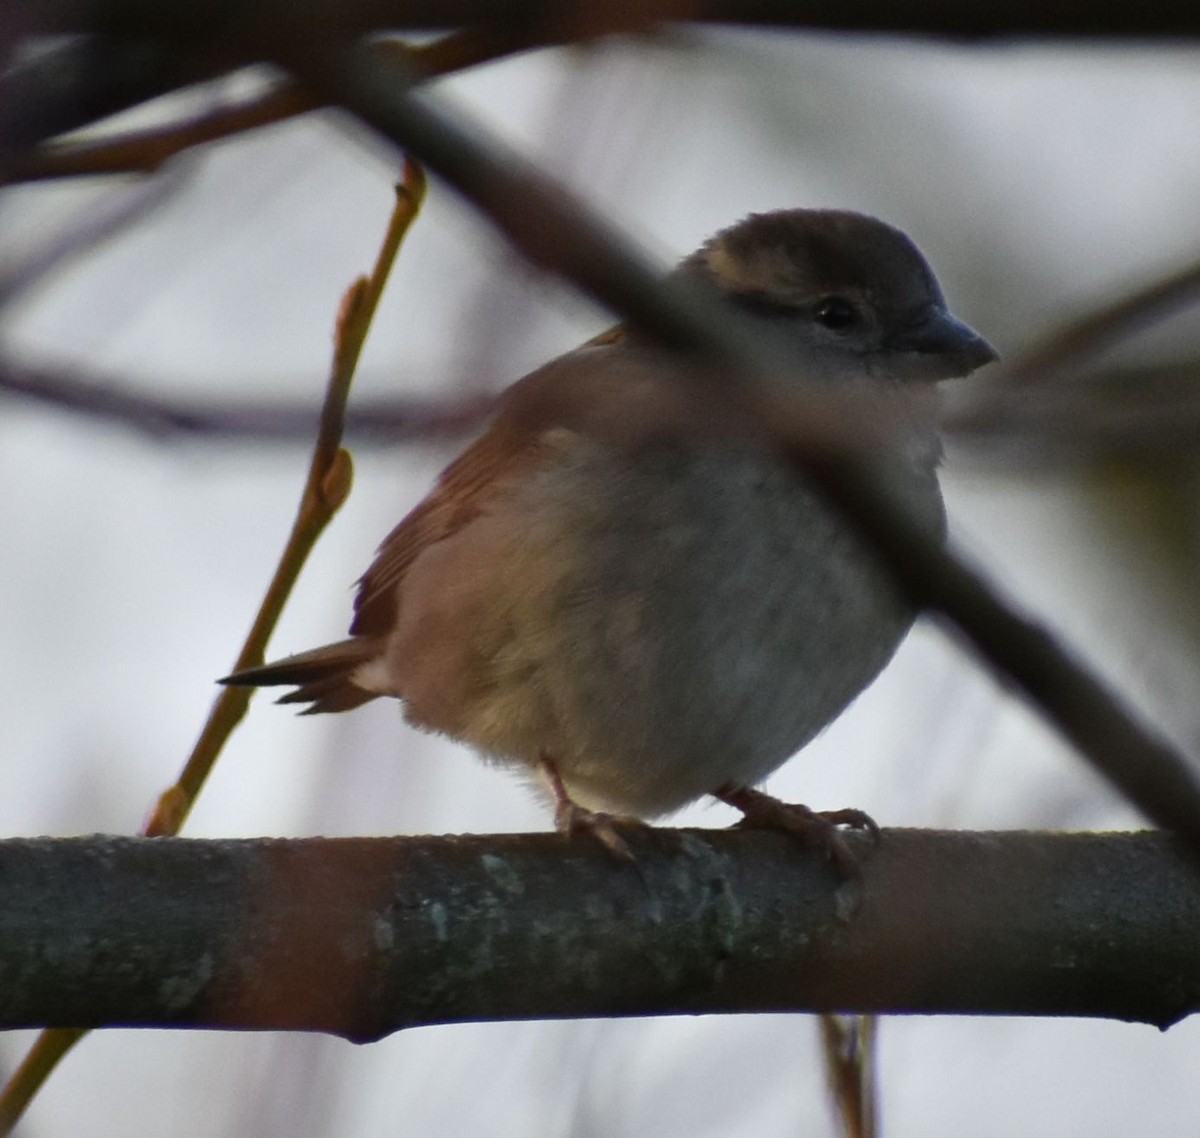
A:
554 800 641 860
538 754 640 860
713 783 879 879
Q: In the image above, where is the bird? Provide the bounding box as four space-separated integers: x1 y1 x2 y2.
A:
223 209 996 857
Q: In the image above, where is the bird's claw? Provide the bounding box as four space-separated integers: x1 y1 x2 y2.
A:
714 784 879 880
554 800 638 861
540 752 641 860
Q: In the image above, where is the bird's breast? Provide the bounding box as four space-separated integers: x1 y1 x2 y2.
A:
434 432 943 816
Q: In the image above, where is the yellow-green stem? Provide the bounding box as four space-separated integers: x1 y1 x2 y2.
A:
0 159 426 1135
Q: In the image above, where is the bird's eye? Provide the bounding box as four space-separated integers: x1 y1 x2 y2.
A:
815 297 860 331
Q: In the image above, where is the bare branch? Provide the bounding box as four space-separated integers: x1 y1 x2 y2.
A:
0 35 191 175
990 257 1200 387
0 357 495 444
11 1 1200 180
1 830 1196 1037
14 29 539 184
15 349 1200 466
945 360 1200 466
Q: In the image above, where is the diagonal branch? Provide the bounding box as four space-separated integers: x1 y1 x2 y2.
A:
988 254 1200 387
944 359 1200 464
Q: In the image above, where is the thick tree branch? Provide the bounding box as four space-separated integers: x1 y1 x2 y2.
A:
0 830 1196 1037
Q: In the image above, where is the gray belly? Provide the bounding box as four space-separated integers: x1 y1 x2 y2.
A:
529 442 943 816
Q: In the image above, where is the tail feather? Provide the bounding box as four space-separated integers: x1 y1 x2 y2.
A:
220 639 379 714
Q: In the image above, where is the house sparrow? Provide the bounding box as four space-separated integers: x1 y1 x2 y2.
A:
224 210 996 855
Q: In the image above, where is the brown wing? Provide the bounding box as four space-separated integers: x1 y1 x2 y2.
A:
220 405 561 712
346 341 632 638
349 414 537 637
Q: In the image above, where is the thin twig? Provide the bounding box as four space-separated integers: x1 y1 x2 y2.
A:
0 33 192 176
990 252 1200 386
0 358 496 443
24 82 310 181
821 1014 878 1138
0 158 427 1138
15 28 537 184
944 359 1200 465
145 161 426 827
13 348 1200 462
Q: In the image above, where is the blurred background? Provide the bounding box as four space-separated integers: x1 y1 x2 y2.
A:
4 26 1200 1137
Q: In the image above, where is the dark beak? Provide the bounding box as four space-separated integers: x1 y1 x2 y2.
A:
890 308 999 381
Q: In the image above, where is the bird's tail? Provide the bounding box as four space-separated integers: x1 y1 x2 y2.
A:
220 639 379 714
